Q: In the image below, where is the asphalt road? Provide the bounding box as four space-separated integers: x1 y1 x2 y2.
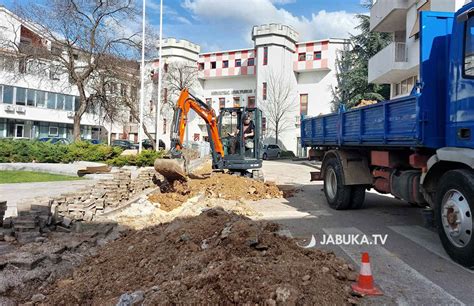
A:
250 160 474 305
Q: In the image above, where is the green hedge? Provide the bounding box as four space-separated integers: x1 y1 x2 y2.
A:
0 139 128 164
107 150 166 167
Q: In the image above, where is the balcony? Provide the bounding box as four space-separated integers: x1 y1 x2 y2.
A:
369 42 418 84
370 0 409 32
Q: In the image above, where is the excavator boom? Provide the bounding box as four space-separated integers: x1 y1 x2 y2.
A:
155 88 224 182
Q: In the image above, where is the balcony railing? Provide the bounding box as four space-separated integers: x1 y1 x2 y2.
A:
394 42 407 62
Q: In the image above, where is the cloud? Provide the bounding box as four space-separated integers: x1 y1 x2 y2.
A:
182 0 359 42
270 0 296 4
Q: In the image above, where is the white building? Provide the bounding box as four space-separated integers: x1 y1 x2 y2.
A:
369 0 469 99
0 4 347 155
154 24 347 156
0 6 130 141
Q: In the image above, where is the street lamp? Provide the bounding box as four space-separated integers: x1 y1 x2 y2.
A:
138 0 146 153
155 0 164 151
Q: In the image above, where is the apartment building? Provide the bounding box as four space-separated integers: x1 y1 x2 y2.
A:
0 6 136 142
155 25 347 155
369 0 469 99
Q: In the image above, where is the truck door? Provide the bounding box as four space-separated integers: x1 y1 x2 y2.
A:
453 13 474 148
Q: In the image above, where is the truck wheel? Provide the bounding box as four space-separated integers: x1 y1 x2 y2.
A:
323 157 351 210
263 153 268 160
350 186 366 209
436 170 474 268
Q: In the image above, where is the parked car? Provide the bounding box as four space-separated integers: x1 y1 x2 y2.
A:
111 139 136 150
262 144 282 160
37 137 71 145
142 139 166 150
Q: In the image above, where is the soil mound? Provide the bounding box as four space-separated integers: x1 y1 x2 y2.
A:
149 173 284 212
43 209 358 305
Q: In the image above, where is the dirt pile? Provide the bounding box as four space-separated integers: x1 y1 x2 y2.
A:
149 173 284 212
43 209 359 305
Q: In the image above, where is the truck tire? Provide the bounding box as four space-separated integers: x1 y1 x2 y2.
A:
323 157 351 210
436 170 474 268
350 186 366 209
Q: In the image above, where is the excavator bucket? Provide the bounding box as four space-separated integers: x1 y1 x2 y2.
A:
154 158 188 182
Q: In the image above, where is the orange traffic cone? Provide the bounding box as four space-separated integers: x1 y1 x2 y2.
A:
351 252 383 296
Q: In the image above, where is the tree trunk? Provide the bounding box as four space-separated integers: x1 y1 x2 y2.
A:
143 123 156 150
73 115 81 141
275 122 279 145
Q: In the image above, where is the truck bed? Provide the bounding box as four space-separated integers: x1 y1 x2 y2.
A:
301 94 423 148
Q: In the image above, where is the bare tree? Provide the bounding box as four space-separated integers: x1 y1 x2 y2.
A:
163 61 198 109
260 70 297 145
7 0 143 141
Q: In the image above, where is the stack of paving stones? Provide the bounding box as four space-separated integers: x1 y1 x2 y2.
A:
130 168 160 194
1 168 161 244
53 168 160 223
1 198 54 244
0 201 6 226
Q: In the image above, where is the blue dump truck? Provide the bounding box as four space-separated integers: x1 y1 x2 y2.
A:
301 4 474 268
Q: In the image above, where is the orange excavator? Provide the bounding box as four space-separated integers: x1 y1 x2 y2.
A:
154 88 264 182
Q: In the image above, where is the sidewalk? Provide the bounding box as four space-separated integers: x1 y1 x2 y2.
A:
0 179 98 218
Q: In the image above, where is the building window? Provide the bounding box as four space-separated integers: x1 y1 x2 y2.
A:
163 118 167 134
235 59 241 67
120 84 127 96
150 100 154 113
314 51 322 60
47 92 56 109
27 89 35 106
36 91 45 107
219 97 225 109
19 59 26 74
49 126 59 136
262 117 267 133
164 63 168 73
298 53 306 61
262 82 267 100
248 58 255 66
300 94 308 115
198 62 204 70
233 97 240 107
223 60 229 68
49 65 60 80
163 87 168 104
2 86 13 104
56 94 65 110
211 61 216 69
248 96 255 108
464 15 474 77
65 96 74 111
263 47 268 65
206 98 212 106
16 87 26 105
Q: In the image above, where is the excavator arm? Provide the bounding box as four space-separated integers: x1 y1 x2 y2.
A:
154 88 225 182
170 88 224 164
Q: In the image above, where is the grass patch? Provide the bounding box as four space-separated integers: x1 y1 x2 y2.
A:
0 170 83 184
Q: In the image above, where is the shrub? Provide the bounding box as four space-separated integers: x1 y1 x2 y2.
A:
107 149 166 167
0 139 126 164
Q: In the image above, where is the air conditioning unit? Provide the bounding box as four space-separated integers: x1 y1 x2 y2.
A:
4 105 15 112
67 111 75 118
16 106 26 113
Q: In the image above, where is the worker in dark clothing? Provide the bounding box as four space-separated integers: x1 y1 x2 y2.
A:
230 113 255 154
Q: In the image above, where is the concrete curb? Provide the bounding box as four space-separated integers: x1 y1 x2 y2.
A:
0 162 106 177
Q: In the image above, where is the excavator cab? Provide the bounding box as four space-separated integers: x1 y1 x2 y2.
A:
218 107 263 174
155 88 264 182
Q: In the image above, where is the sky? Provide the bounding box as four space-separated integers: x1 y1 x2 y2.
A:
0 0 368 52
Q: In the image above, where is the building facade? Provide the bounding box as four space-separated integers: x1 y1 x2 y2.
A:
369 0 469 99
0 4 347 155
0 6 137 143
153 24 347 156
